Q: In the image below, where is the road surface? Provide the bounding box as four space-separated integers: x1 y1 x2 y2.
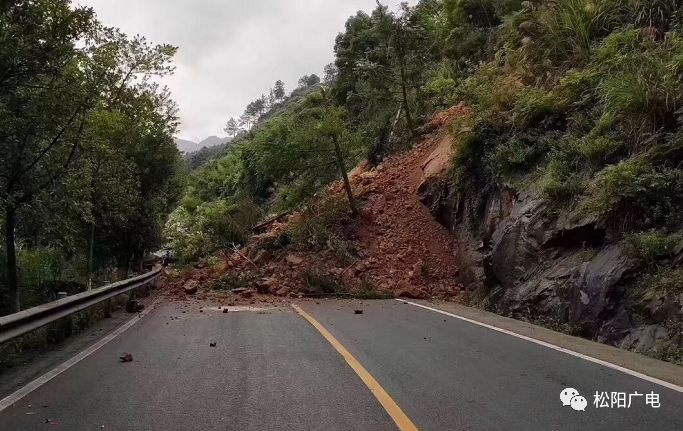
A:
0 299 681 430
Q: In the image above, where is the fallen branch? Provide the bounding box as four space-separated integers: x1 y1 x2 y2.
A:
232 244 257 268
252 212 290 232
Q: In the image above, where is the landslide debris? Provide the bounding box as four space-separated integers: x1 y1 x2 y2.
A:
163 105 470 300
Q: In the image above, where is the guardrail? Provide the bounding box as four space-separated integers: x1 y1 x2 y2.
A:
0 269 161 344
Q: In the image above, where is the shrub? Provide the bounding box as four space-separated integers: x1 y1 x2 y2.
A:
424 77 457 109
624 230 682 263
288 195 355 256
578 135 623 165
540 140 585 201
510 88 563 128
488 136 548 180
584 157 682 224
540 0 626 64
164 199 261 262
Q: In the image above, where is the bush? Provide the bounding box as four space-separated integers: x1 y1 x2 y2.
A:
540 140 585 201
578 135 623 165
305 271 343 295
288 195 354 256
624 230 682 263
488 137 544 180
540 0 626 64
510 88 563 128
164 199 261 262
584 157 682 224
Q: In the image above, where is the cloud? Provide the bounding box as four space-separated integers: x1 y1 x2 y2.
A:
77 0 394 141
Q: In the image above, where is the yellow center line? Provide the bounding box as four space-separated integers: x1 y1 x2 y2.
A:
292 304 419 431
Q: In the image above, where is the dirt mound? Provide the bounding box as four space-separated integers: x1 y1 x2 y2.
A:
166 104 470 299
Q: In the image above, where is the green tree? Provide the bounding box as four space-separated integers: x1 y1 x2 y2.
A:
224 117 239 137
0 0 100 311
273 80 286 101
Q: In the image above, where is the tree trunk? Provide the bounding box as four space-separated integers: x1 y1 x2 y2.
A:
5 206 19 312
87 222 95 290
332 134 357 216
399 63 414 134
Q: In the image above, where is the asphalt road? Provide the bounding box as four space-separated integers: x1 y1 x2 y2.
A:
0 299 681 431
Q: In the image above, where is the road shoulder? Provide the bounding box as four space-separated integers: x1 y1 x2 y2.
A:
404 299 683 389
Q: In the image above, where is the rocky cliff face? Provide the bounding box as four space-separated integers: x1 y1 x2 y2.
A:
420 174 683 362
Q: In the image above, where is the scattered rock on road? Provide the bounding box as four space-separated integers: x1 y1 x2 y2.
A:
119 353 133 363
210 342 217 347
354 309 364 315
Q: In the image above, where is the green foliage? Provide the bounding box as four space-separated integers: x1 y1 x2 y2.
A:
510 88 564 128
488 137 540 179
584 157 682 224
288 196 353 252
0 0 183 312
624 230 683 263
164 199 260 262
638 266 683 295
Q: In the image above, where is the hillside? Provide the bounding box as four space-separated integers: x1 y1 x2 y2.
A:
162 0 683 364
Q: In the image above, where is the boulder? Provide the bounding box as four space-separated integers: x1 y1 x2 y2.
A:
255 277 277 294
183 279 199 295
395 281 427 299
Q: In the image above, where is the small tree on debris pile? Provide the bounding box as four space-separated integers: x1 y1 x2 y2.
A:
318 88 357 215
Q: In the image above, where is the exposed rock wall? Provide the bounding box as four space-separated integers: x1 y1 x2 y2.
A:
420 176 682 361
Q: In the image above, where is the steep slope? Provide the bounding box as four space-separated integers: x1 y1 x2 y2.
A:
167 105 470 299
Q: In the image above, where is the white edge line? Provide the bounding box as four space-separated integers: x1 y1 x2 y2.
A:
0 298 162 412
396 299 683 393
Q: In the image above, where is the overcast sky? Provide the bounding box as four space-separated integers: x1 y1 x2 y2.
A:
78 0 399 142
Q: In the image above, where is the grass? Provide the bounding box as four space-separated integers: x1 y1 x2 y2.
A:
623 231 682 263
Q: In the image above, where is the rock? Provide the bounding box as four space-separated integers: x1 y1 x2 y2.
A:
619 325 670 353
183 279 199 295
354 309 364 315
119 353 133 363
286 254 304 266
255 277 277 294
209 342 217 347
275 286 291 296
395 281 427 299
646 292 683 323
239 289 255 299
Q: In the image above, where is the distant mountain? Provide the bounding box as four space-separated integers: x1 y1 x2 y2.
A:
174 138 198 153
175 136 231 154
198 136 231 148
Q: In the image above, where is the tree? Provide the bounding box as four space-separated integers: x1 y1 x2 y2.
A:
323 63 339 84
0 0 181 311
319 88 356 215
298 74 321 89
273 80 286 102
224 117 239 137
0 0 99 311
